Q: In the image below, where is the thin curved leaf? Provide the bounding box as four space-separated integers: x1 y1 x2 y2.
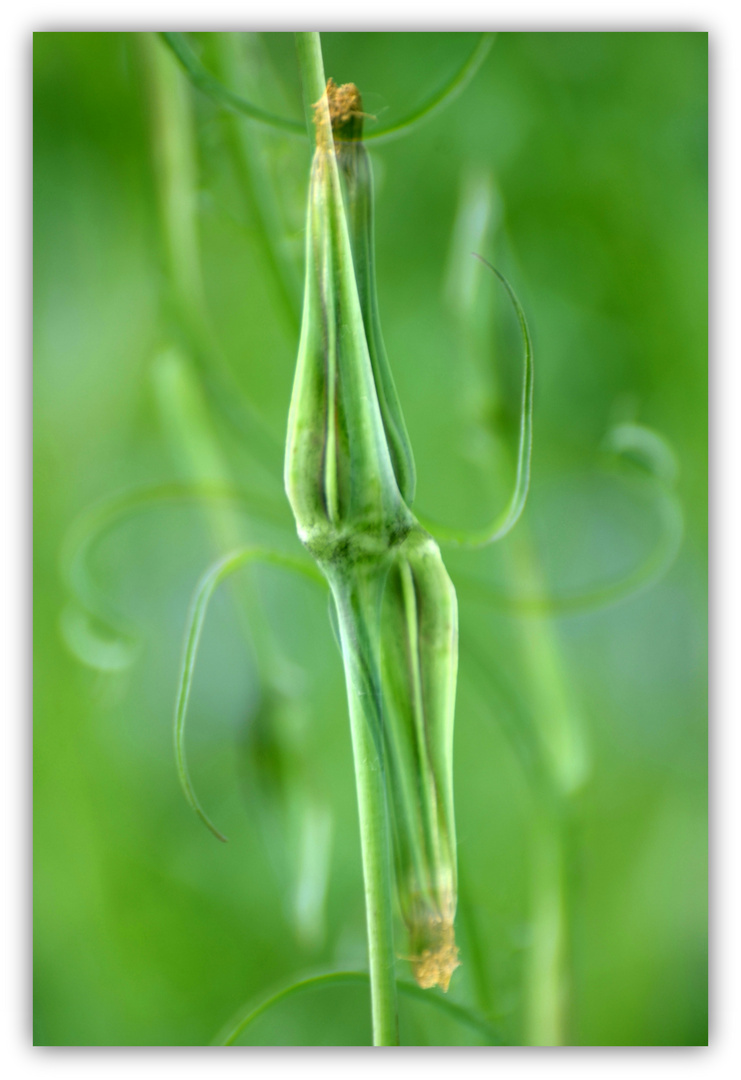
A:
59 481 280 672
160 33 305 134
174 546 325 842
364 34 495 145
161 32 494 145
419 260 534 548
214 970 504 1046
453 425 684 615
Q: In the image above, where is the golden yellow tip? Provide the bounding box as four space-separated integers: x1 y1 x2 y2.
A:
313 78 364 144
409 916 460 993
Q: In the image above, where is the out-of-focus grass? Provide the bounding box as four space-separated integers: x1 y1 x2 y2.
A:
33 32 707 1045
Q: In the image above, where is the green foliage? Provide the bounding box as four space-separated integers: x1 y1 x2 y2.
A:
34 31 707 1047
215 971 503 1046
173 546 324 842
161 31 495 144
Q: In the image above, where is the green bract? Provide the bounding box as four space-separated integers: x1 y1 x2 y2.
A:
336 122 417 507
284 82 410 551
381 530 459 990
284 81 460 991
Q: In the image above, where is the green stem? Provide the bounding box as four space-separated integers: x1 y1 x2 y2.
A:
295 32 327 139
294 32 400 1046
346 680 400 1046
442 172 584 1044
141 32 284 480
214 33 301 336
140 32 207 341
331 570 400 1046
525 812 568 1045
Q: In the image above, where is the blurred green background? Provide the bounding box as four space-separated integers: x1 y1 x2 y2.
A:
33 31 707 1046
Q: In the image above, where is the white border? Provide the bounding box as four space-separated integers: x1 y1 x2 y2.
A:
11 4 731 1076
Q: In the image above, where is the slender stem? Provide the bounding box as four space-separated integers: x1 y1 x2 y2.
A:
142 33 274 677
501 531 583 1048
332 571 400 1046
294 32 400 1045
214 33 301 335
295 32 327 139
140 31 284 478
346 677 400 1045
441 173 585 1043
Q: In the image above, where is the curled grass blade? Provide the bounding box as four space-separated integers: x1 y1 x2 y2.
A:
160 33 305 134
59 481 287 671
174 546 325 842
453 424 684 616
419 259 534 548
213 970 504 1046
364 34 495 144
162 32 493 145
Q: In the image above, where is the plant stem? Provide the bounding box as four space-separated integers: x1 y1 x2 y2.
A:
443 170 585 1043
294 31 400 1046
140 32 209 343
295 32 327 138
214 33 301 336
346 686 400 1046
332 571 400 1046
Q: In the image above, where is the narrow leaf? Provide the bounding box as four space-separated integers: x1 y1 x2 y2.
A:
162 32 494 145
214 970 504 1046
59 481 279 672
174 547 324 842
419 260 534 548
454 424 684 614
160 33 305 134
365 34 495 144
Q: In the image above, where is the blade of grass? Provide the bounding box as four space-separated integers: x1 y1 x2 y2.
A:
142 32 285 481
174 546 324 842
214 970 504 1046
439 172 580 1043
59 481 277 671
162 32 494 145
161 32 305 134
365 34 495 144
419 259 534 548
453 477 683 615
214 33 302 336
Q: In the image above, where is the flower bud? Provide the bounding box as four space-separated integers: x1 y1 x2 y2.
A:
381 528 460 991
284 82 409 561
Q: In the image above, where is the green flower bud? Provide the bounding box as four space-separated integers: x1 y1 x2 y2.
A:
381 528 459 991
284 82 410 561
